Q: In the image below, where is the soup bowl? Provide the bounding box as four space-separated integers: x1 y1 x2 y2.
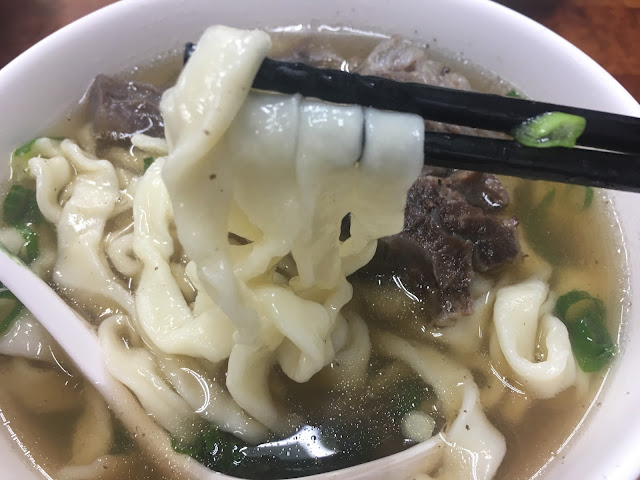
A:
0 0 639 479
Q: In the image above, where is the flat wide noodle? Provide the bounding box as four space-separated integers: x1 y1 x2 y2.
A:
0 310 63 364
18 24 430 476
134 159 236 364
375 331 506 480
48 140 135 317
159 25 424 431
99 315 204 443
493 278 577 399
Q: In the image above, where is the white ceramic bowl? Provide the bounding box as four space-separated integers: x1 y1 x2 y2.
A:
1 1 639 479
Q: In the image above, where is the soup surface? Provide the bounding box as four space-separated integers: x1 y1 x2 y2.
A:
0 27 627 480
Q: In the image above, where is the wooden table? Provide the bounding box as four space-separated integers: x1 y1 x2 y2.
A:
0 0 638 101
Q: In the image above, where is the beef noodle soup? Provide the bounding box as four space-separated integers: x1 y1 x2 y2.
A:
0 25 627 480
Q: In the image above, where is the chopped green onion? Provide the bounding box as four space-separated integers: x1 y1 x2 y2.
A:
519 187 564 264
555 290 615 372
388 376 429 419
3 185 31 224
13 139 37 157
171 426 248 473
108 420 135 455
506 89 522 98
143 157 155 172
562 185 595 211
514 112 587 148
538 188 556 209
567 312 615 372
9 159 29 183
555 289 604 321
0 284 24 334
583 186 594 209
14 223 38 264
2 185 42 225
11 137 65 181
13 136 63 157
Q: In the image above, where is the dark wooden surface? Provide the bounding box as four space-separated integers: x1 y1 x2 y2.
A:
0 0 638 101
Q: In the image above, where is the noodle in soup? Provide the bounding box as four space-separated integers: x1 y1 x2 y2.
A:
0 25 626 480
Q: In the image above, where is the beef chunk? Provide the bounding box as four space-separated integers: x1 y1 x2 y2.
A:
356 36 473 92
358 168 520 326
355 38 506 140
363 235 440 305
436 201 519 272
401 216 474 317
88 75 164 139
445 171 510 212
355 37 481 137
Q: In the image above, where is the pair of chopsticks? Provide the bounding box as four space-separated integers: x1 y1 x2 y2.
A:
255 59 640 192
185 44 640 192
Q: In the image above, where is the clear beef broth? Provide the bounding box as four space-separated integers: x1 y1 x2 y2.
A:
0 28 626 480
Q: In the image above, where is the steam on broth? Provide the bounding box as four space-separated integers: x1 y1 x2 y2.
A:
0 26 626 480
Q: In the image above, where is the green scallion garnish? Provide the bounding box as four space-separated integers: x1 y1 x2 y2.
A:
14 223 39 264
514 112 587 148
143 157 155 172
13 139 37 157
2 185 42 225
171 426 248 473
583 186 594 209
10 137 65 181
555 289 615 372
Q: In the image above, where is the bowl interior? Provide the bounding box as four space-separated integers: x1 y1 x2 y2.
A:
0 0 639 479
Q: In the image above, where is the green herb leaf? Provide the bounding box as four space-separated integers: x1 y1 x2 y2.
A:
555 290 599 322
143 157 155 172
583 186 594 209
506 89 522 98
514 112 586 148
108 419 135 455
10 137 65 181
171 426 249 473
555 290 614 372
388 376 428 419
13 139 37 157
14 223 39 264
2 185 42 225
567 311 615 372
518 187 564 264
0 285 24 334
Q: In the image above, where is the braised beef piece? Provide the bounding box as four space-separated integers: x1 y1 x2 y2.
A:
88 75 164 139
436 200 519 273
356 37 473 93
355 37 507 140
355 168 520 326
445 171 510 212
359 235 440 304
400 213 475 318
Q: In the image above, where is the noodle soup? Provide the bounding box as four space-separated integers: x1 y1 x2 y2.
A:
0 22 629 480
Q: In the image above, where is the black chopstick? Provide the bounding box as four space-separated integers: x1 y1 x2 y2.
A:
423 131 640 192
253 58 640 192
253 58 640 154
184 43 640 191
